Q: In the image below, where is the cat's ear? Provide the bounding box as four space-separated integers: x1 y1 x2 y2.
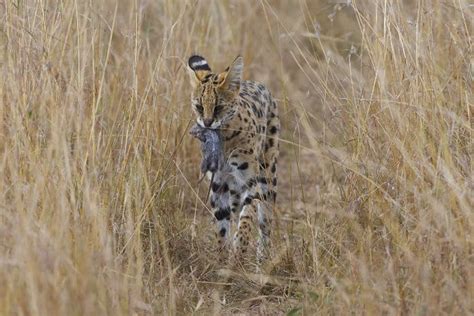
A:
217 55 243 93
188 55 211 88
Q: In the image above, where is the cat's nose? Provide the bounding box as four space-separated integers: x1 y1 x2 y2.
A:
203 118 213 127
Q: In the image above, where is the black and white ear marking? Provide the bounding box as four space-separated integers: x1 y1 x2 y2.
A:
188 55 211 72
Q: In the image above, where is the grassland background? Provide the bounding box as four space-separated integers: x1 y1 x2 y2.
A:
0 0 472 314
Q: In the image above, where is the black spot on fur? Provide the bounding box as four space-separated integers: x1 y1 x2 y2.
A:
271 163 276 173
238 162 249 170
219 227 226 237
211 182 220 192
246 178 256 187
269 126 278 134
221 182 229 193
214 208 231 221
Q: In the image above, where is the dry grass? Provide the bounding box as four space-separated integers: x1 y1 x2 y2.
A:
0 0 472 315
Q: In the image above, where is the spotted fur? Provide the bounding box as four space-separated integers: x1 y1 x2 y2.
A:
188 55 280 264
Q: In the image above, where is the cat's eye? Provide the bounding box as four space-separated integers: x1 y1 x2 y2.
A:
195 104 204 113
214 105 224 114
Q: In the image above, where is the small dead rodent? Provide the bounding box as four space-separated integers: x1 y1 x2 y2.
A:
189 124 224 174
